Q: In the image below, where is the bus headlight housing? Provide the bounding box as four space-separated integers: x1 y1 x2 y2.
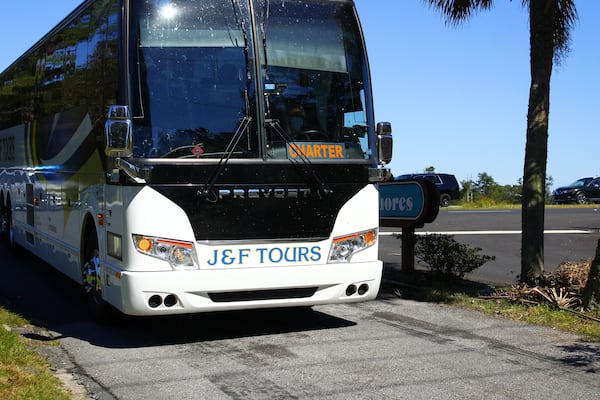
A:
133 235 198 270
328 229 377 263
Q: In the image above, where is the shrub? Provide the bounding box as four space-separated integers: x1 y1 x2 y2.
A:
415 234 495 279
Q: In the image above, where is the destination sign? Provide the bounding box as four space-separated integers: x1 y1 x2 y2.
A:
287 142 346 159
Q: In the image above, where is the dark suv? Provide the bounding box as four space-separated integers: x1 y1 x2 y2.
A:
395 173 460 207
553 177 600 204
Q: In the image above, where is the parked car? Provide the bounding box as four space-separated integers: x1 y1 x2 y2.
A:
395 173 460 207
552 177 600 204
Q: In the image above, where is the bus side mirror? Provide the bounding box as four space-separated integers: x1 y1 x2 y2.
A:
105 105 132 157
376 122 392 165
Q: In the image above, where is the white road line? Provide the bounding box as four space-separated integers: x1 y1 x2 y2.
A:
380 229 592 236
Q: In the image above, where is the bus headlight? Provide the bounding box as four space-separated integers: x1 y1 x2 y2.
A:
133 235 198 270
328 229 377 263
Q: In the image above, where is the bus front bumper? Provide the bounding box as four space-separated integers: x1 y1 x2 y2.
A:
109 261 382 316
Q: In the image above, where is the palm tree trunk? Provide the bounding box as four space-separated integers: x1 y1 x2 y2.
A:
521 0 554 284
582 238 600 310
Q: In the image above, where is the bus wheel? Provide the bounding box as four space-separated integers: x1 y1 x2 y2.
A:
82 233 119 324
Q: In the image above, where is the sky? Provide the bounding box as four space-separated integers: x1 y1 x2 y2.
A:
1 0 598 190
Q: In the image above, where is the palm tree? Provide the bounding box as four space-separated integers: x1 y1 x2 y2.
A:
422 0 577 284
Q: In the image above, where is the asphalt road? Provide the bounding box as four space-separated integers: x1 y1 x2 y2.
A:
380 207 600 285
1 208 599 399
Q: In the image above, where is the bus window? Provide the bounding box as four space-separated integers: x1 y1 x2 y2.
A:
131 0 257 159
261 0 372 160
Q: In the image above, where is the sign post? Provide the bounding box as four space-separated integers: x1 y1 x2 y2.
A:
379 180 439 272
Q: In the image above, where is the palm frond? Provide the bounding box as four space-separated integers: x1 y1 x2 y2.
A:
531 286 581 309
553 0 578 64
522 0 578 64
423 0 494 25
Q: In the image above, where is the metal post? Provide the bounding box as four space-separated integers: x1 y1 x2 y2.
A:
401 225 415 273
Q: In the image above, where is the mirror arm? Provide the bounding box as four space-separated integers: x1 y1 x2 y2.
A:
114 158 148 184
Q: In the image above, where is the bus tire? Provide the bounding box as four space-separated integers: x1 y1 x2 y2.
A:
82 229 120 324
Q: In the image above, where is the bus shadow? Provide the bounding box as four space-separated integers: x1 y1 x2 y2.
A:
59 307 356 349
0 244 356 349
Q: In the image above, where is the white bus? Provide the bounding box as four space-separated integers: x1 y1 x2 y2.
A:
0 0 392 320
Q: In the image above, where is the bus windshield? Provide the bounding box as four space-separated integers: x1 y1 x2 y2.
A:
130 0 373 161
131 0 255 159
261 1 372 161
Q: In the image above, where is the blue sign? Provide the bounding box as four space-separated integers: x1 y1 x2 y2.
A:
379 181 425 220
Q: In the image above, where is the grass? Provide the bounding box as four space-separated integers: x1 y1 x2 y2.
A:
452 200 599 210
0 307 71 400
453 295 600 341
389 271 600 342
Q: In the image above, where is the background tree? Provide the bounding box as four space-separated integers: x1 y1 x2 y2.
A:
460 173 550 204
501 182 522 204
424 166 436 172
545 175 554 204
422 0 578 284
460 179 473 202
473 172 498 198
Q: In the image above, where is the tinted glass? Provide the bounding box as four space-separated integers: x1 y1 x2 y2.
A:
129 0 373 161
131 0 256 158
259 0 373 160
569 178 592 187
0 0 119 130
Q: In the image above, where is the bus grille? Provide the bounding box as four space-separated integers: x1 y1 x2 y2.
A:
208 287 318 303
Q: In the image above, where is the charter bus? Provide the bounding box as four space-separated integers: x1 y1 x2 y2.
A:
0 0 392 319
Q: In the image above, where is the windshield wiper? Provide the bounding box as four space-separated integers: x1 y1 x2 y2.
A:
230 0 252 149
230 0 252 82
260 24 269 81
199 116 252 199
266 119 331 198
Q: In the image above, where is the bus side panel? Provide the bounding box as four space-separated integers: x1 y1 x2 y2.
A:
1 124 31 250
0 0 122 285
101 184 125 308
3 108 107 284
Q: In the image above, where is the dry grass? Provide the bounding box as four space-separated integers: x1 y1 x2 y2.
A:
487 260 592 308
477 260 600 328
